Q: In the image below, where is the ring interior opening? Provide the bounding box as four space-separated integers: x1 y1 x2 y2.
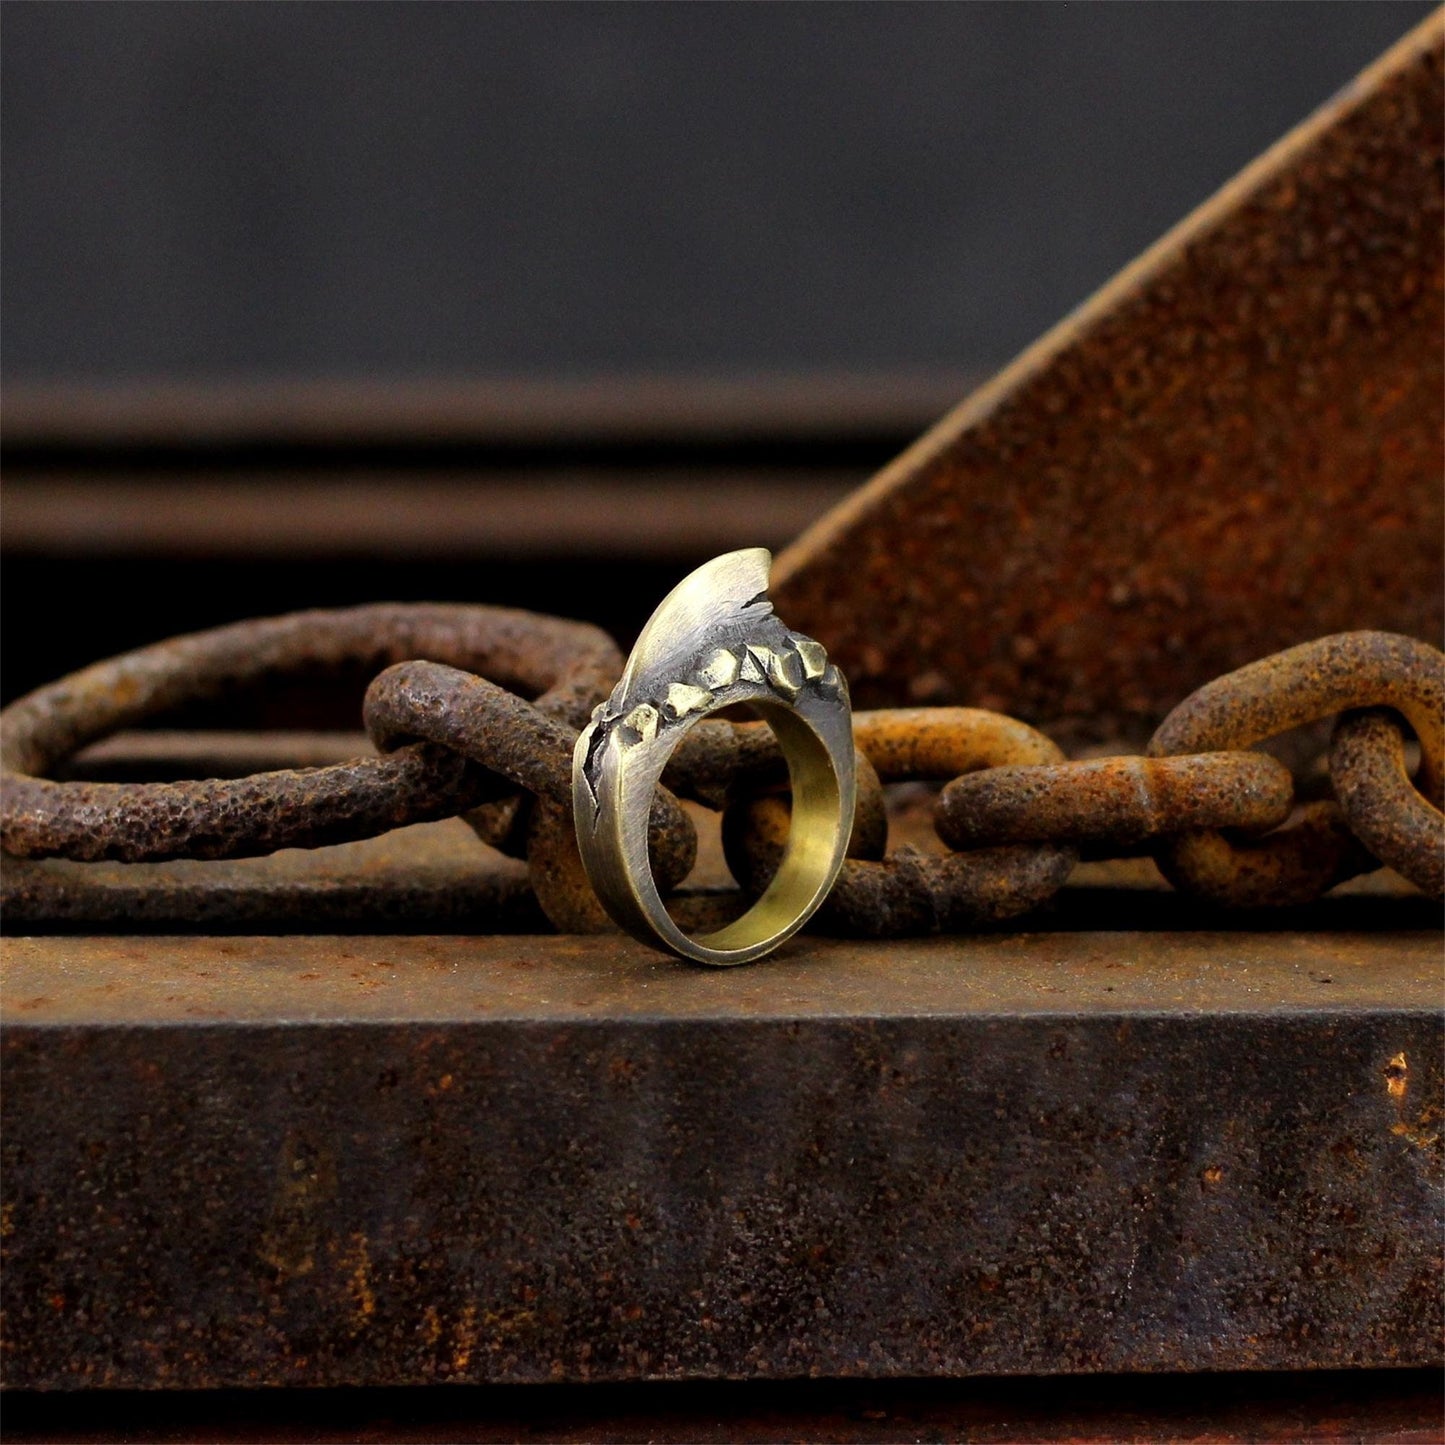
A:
694 701 843 954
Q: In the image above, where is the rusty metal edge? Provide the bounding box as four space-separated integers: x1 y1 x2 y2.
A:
3 984 1440 1385
773 11 1445 591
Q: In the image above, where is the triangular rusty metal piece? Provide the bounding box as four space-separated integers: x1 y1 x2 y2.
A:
773 12 1444 743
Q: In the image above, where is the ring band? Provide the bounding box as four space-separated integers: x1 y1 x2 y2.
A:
572 548 856 965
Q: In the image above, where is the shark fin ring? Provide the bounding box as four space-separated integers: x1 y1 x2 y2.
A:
572 548 855 966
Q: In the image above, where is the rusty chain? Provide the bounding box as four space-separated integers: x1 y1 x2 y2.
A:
0 605 621 862
1 609 1440 934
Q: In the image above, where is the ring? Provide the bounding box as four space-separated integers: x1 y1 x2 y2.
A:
573 548 856 965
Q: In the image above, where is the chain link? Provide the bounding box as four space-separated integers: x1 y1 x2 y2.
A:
0 605 620 862
1148 632 1442 908
2 609 1440 931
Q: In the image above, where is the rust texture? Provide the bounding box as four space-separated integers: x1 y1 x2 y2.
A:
2 931 1440 1388
1148 631 1443 907
936 752 1294 852
60 730 380 781
363 658 698 930
0 819 547 934
722 709 1077 935
771 16 1445 741
3 628 1440 929
0 604 619 862
1332 708 1445 899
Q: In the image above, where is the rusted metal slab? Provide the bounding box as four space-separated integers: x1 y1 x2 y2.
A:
3 931 1440 1388
774 15 1445 742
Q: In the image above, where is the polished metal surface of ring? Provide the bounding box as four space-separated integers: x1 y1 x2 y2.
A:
573 548 855 965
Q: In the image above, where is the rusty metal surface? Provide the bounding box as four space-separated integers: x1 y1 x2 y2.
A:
62 730 379 781
6 623 1441 934
2 930 1440 1388
0 604 620 862
772 15 1445 739
937 752 1294 851
1148 632 1444 908
723 709 1078 935
0 820 547 934
1334 708 1445 898
5 1372 1444 1444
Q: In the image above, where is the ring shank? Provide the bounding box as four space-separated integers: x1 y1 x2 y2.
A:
577 691 855 966
690 702 845 955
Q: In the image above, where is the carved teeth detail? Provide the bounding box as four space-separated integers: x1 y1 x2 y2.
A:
664 682 713 719
765 647 804 699
697 648 741 690
793 638 828 681
739 643 806 699
739 648 768 684
620 703 659 744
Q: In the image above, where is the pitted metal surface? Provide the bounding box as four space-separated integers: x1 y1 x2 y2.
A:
3 931 1440 1387
1148 632 1443 908
1332 707 1445 899
3 621 1442 931
770 18 1445 738
936 752 1295 852
0 604 621 863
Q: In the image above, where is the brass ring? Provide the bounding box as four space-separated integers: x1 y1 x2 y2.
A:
572 549 856 965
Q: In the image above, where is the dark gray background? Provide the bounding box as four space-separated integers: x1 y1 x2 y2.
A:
2 0 1434 381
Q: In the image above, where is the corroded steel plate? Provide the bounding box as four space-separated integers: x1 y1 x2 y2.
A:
774 16 1445 742
3 930 1440 1388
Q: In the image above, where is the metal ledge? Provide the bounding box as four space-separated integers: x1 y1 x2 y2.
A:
3 930 1440 1387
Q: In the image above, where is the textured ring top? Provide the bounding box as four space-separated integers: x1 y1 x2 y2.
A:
572 549 856 965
